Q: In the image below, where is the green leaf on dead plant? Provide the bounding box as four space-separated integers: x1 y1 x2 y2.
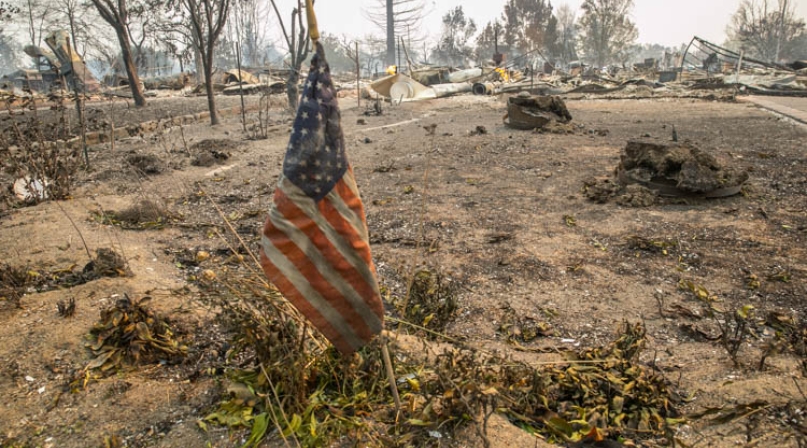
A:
243 413 269 448
205 399 255 428
282 414 302 438
737 305 755 319
678 279 715 302
406 419 432 427
545 416 575 438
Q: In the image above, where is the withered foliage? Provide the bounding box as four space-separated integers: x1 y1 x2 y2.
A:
198 266 682 448
398 269 459 335
57 297 76 317
0 96 81 205
0 263 29 309
417 322 682 445
497 305 555 343
1 249 127 310
84 295 187 375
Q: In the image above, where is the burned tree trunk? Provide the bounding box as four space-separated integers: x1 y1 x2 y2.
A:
90 0 146 107
202 54 218 125
184 0 230 126
286 69 300 112
117 28 145 104
270 0 310 114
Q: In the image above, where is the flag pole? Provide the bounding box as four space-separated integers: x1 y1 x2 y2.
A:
304 0 401 414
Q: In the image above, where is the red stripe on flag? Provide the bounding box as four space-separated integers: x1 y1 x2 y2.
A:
258 249 355 354
273 185 382 319
326 175 380 279
265 194 376 342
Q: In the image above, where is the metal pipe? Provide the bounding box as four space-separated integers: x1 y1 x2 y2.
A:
445 68 484 83
430 82 473 98
472 82 497 95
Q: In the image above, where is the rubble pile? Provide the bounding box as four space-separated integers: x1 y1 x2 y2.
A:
585 139 750 206
617 139 749 197
504 94 573 131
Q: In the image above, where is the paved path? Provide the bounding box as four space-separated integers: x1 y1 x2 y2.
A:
739 95 807 124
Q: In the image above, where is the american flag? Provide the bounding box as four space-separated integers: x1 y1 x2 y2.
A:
259 41 384 354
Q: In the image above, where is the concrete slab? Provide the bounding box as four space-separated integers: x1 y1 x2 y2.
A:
739 95 807 124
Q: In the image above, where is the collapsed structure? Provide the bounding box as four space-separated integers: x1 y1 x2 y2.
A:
362 34 805 103
1 30 101 94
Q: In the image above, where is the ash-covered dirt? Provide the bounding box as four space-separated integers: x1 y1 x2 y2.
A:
1 95 806 447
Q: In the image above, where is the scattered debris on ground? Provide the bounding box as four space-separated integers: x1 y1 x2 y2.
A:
126 154 165 175
82 295 187 379
585 138 750 206
189 139 237 167
97 199 178 229
616 139 750 197
505 94 573 131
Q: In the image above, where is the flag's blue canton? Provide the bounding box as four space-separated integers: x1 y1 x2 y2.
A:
283 42 347 203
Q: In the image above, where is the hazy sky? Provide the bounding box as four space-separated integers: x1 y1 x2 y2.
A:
274 0 807 48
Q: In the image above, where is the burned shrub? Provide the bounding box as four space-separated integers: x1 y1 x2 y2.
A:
84 295 187 375
0 263 30 309
104 199 177 229
125 154 165 175
400 269 459 334
0 97 81 205
57 297 76 317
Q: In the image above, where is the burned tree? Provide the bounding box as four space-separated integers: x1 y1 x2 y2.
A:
270 0 310 112
229 0 270 66
475 20 511 66
89 0 147 106
729 0 806 62
434 6 477 66
500 0 557 55
578 0 638 68
183 0 230 125
18 0 53 48
0 1 19 73
555 3 579 66
365 0 428 66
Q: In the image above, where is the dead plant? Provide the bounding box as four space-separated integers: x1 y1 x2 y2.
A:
81 294 187 380
0 263 30 309
0 95 81 204
707 304 757 368
395 268 459 336
199 269 682 448
95 199 179 230
57 297 76 317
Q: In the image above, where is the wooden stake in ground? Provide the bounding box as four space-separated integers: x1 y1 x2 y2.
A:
356 41 360 108
236 41 247 133
381 332 401 412
303 0 401 410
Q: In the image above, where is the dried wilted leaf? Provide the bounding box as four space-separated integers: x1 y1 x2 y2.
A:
83 294 186 377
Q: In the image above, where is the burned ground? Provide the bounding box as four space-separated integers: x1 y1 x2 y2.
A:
1 95 806 447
